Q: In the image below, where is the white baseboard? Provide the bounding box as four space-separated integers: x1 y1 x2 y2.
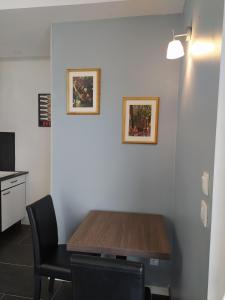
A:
21 216 30 225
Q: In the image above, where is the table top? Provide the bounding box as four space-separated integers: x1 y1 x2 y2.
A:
67 210 171 259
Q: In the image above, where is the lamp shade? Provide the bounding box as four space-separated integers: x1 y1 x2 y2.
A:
167 40 184 59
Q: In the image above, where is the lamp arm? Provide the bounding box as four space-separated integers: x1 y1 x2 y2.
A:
174 33 188 38
174 27 192 42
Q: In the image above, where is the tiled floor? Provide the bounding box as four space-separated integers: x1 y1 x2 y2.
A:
0 223 169 300
0 223 71 300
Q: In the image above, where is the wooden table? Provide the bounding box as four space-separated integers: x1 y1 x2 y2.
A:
67 210 171 260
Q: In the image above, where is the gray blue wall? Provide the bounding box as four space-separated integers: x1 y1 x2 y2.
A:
173 0 224 299
51 15 181 284
51 5 225 295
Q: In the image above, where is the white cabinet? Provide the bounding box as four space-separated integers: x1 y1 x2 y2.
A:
1 175 26 232
1 175 26 191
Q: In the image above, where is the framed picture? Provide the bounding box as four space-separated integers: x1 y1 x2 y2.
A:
38 93 51 127
122 97 159 144
67 68 101 115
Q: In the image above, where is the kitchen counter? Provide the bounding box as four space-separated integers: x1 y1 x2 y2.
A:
0 171 29 182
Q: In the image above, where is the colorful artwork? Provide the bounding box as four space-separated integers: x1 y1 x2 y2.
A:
122 97 159 144
67 69 101 115
129 105 152 137
73 76 93 108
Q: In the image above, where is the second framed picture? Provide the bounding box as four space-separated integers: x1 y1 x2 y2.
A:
67 68 101 115
122 97 160 144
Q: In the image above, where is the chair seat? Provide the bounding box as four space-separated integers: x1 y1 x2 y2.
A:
39 244 72 281
39 244 101 281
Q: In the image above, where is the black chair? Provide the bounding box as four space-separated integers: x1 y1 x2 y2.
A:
70 254 152 300
27 195 71 300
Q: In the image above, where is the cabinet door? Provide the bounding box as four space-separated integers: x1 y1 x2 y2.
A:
1 183 26 232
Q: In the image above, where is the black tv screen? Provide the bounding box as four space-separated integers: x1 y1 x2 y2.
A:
0 132 15 171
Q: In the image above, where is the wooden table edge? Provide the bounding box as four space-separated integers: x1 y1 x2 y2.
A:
67 244 171 260
67 210 171 260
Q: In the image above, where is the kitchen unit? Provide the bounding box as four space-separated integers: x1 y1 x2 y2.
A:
0 171 28 232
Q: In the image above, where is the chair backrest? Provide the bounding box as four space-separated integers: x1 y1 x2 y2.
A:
70 254 145 300
26 195 58 266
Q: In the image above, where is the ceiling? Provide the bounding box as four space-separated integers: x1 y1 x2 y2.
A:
0 0 123 10
0 0 185 58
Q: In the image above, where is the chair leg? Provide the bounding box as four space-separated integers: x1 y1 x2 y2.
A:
49 277 55 295
34 275 41 300
145 286 152 300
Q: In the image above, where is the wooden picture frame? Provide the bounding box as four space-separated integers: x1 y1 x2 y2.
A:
67 68 101 115
122 97 159 144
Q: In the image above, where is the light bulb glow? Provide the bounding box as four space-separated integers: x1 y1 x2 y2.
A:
167 40 184 60
191 41 216 57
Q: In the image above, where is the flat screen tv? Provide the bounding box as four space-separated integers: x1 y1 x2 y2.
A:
0 132 15 171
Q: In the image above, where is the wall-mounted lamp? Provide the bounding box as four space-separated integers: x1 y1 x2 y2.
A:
167 27 192 60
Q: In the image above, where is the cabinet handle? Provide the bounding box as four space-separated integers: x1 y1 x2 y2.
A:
10 180 18 184
3 191 10 196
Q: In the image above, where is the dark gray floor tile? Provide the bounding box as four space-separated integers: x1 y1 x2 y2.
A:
2 295 31 300
0 224 31 245
0 243 33 266
51 283 169 300
19 234 32 246
0 263 61 299
52 282 72 300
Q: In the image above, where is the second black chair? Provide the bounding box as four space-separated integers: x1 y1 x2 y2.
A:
70 254 152 300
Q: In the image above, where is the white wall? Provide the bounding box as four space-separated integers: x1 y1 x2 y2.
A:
0 59 51 209
208 2 225 299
